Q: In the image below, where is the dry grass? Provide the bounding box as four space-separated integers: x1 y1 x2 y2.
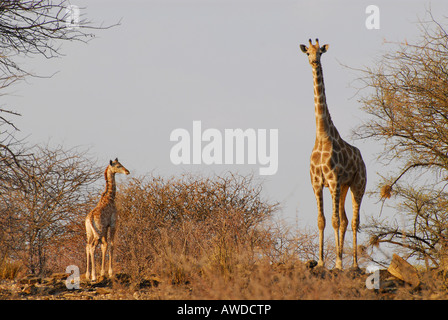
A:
0 259 23 280
147 260 375 300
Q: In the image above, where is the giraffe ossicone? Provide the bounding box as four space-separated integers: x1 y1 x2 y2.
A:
300 38 367 269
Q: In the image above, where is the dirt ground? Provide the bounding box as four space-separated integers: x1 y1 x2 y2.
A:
1 263 445 300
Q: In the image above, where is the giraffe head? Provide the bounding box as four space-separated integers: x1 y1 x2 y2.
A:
108 158 130 175
300 38 329 66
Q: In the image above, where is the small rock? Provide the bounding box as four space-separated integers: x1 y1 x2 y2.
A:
21 284 37 295
139 276 161 288
114 273 131 283
310 265 327 278
305 260 318 270
387 254 420 288
89 276 112 288
95 287 112 295
51 273 69 281
19 277 41 285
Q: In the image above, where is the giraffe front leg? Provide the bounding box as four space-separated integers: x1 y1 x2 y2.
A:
331 183 342 269
313 186 325 267
338 186 349 267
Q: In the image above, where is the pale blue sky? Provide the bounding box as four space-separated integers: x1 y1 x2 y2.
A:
4 0 446 245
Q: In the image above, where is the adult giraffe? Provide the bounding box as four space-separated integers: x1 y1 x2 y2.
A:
300 39 366 269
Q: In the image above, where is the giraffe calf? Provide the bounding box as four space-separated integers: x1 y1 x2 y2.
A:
85 158 130 281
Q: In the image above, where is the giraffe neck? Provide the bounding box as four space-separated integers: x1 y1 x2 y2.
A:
312 63 337 141
101 166 116 203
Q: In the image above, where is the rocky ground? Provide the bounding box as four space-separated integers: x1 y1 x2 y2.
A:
0 258 445 300
0 273 162 300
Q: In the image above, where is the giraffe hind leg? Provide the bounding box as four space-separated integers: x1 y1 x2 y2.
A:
85 222 95 281
351 190 363 269
100 235 108 277
351 166 366 269
108 226 116 277
85 240 91 280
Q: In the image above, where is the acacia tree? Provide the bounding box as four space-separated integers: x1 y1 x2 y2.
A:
0 0 110 116
354 12 448 268
0 145 101 275
0 0 110 88
366 184 448 268
0 0 116 183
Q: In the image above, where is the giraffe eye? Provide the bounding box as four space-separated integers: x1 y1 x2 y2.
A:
306 53 309 56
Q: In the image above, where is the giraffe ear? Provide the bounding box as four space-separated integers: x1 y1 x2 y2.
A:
321 44 329 53
109 160 113 165
299 44 308 53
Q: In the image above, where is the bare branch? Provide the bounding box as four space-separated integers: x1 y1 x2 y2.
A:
0 0 119 130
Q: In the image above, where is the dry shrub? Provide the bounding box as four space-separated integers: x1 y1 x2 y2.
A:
116 173 278 286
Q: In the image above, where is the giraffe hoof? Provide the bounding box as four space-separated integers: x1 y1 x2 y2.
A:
335 260 343 270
